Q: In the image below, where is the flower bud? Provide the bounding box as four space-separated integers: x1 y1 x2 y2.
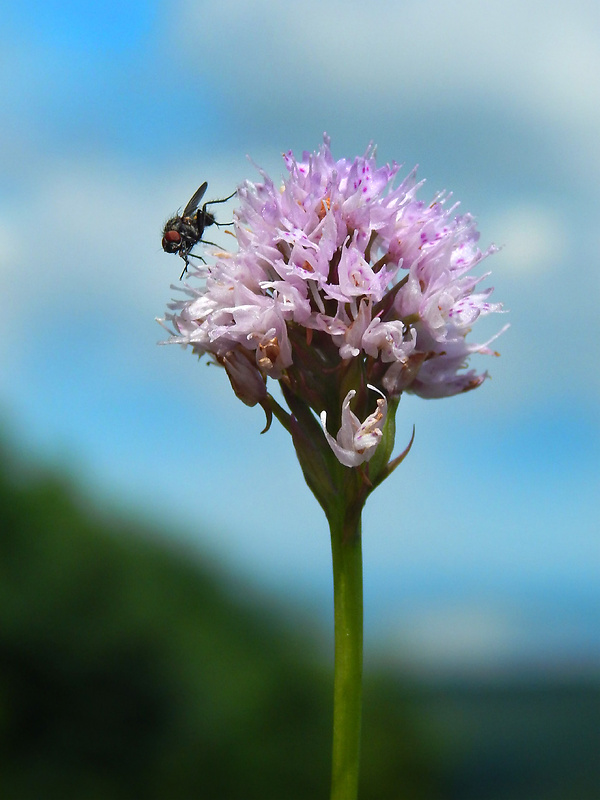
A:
221 348 267 407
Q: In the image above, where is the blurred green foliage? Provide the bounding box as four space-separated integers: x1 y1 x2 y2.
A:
0 439 598 800
0 443 440 799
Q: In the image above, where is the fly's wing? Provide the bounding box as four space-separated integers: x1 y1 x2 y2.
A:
182 182 208 217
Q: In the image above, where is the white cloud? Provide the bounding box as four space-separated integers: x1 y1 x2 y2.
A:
376 592 600 675
174 0 600 178
487 203 568 275
385 602 523 673
0 156 242 311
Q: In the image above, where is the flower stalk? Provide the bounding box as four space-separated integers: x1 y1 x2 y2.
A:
329 506 363 800
160 135 507 800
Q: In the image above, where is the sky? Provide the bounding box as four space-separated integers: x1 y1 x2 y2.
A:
1 0 598 677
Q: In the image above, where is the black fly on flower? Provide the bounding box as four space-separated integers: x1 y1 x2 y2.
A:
161 182 236 278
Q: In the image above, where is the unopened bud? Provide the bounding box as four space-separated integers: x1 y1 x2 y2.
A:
222 348 268 407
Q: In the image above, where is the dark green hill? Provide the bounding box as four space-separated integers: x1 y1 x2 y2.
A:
1 439 598 800
0 443 439 799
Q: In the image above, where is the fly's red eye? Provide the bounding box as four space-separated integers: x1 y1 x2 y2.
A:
163 230 181 244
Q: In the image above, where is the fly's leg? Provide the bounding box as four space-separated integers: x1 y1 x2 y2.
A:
203 190 237 227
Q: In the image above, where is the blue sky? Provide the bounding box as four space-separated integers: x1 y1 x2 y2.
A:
1 0 598 677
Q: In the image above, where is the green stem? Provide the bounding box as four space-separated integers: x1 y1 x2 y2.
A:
329 510 363 800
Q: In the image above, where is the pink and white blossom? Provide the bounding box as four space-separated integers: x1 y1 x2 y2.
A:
161 136 506 467
320 389 387 468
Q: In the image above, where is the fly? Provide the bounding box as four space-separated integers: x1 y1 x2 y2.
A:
162 182 236 278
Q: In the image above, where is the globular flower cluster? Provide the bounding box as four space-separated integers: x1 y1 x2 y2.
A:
162 136 505 469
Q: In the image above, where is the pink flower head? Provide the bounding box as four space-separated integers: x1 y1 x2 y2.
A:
161 136 506 467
